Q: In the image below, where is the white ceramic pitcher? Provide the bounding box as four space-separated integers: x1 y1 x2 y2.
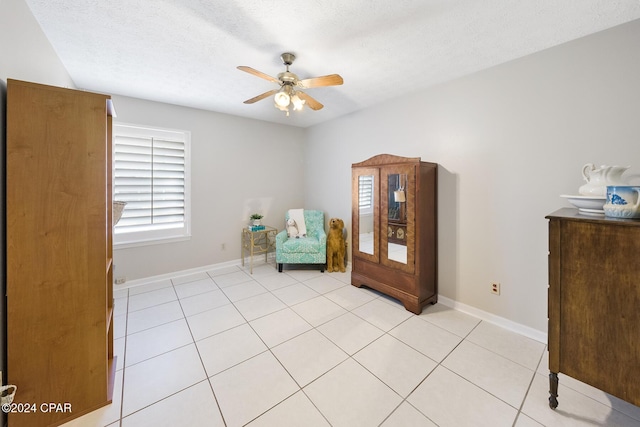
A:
579 163 631 197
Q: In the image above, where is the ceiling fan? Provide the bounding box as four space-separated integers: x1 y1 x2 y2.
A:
237 53 343 116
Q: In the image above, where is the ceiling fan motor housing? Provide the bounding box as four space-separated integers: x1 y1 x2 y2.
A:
281 52 296 66
278 71 298 84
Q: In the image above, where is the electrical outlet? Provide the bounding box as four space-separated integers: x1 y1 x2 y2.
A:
115 277 127 285
491 282 501 295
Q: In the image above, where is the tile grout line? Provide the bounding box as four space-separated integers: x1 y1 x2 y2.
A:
271 277 411 426
118 282 180 424
116 277 212 425
177 273 229 427
120 271 248 425
211 266 314 426
116 288 130 427
124 272 446 427
511 346 547 427
388 317 484 426
115 265 580 427
115 266 289 426
219 266 358 426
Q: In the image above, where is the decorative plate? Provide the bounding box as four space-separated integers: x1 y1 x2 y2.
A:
560 195 606 214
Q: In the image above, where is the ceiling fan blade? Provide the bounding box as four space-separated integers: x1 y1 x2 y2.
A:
297 91 324 110
297 74 343 89
243 89 278 104
237 66 280 84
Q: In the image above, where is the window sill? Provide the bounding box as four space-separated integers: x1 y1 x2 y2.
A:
114 234 191 250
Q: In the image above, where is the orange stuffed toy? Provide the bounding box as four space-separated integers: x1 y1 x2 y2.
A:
326 218 346 272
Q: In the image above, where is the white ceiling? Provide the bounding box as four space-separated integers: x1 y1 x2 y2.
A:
25 0 640 128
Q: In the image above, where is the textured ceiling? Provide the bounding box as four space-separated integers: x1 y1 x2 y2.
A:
24 0 640 128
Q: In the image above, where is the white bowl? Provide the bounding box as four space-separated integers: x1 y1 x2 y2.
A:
560 195 606 214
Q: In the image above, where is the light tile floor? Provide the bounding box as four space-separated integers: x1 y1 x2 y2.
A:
61 263 640 427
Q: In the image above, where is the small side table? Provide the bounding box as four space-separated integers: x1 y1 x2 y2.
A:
241 226 278 274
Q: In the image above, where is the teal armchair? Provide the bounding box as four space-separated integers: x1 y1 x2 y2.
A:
276 210 326 272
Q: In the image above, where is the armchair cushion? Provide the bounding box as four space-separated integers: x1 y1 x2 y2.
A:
278 236 324 254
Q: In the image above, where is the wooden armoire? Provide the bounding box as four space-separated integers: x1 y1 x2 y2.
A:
6 79 116 427
351 154 438 314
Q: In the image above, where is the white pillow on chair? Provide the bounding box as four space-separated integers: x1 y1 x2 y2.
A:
287 209 307 237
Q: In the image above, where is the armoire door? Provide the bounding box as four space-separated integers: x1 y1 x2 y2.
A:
352 167 380 263
380 165 415 274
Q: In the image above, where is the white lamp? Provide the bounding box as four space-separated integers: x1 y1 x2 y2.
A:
274 85 305 116
274 89 290 107
291 94 305 110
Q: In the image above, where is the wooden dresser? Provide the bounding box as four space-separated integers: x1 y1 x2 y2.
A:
546 208 640 408
6 79 116 427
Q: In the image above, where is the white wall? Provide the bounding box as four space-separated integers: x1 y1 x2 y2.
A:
0 0 74 87
305 19 640 334
111 96 306 281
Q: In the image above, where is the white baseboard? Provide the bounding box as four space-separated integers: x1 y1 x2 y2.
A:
438 295 547 344
116 259 547 345
115 256 271 289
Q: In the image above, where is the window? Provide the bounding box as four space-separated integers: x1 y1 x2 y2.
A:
113 124 191 247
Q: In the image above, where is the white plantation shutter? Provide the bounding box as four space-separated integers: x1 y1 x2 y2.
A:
358 175 374 214
113 124 191 246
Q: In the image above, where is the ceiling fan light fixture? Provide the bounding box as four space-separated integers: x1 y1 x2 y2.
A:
274 90 290 107
291 94 305 110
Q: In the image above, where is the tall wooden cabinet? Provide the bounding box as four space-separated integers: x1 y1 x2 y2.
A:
546 208 640 408
6 79 116 427
351 154 437 314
